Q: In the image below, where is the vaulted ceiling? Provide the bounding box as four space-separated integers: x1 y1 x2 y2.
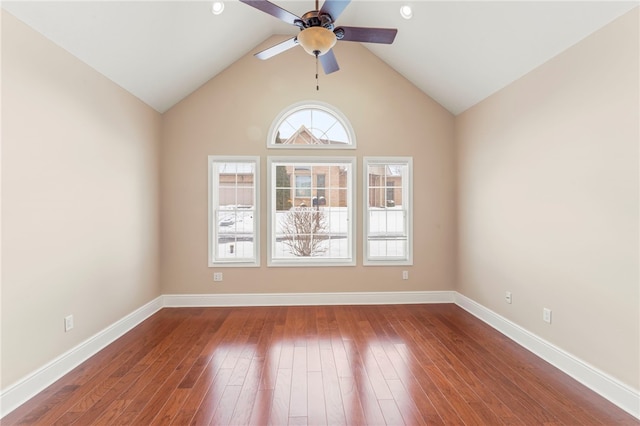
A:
3 1 637 115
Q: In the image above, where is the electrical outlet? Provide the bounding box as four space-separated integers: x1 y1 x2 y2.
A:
505 291 512 304
543 308 552 324
64 315 74 332
402 270 409 280
213 272 223 282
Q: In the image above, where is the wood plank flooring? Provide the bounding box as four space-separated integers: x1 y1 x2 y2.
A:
3 304 638 425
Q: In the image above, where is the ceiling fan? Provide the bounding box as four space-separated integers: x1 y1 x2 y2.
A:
239 0 398 75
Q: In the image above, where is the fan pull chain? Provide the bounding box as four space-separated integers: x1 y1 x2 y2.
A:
315 53 320 91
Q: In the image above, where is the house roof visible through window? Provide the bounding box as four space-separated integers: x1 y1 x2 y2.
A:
269 101 356 149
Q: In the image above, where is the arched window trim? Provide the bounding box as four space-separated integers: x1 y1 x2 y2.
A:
267 101 357 149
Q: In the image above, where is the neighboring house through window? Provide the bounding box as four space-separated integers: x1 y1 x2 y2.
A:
268 101 356 149
364 157 413 265
208 156 260 266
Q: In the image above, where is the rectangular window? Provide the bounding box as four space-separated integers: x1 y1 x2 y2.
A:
386 182 395 203
364 157 413 265
268 157 356 266
317 174 326 198
208 156 259 267
295 175 312 197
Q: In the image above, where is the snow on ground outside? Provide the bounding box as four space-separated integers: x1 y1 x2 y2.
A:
215 207 407 260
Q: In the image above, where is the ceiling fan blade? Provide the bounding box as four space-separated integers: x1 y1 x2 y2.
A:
319 49 339 74
254 37 299 60
320 0 350 21
336 26 398 44
239 0 301 26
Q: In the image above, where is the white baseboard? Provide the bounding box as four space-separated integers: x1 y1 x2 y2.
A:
0 296 164 418
454 292 640 420
162 290 455 307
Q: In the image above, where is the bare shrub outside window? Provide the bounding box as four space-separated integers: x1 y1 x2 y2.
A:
280 207 328 257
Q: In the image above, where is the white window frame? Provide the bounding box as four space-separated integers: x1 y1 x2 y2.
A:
208 156 260 267
363 157 413 265
267 156 356 267
267 101 356 149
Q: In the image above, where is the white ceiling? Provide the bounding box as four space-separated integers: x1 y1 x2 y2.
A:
3 1 637 115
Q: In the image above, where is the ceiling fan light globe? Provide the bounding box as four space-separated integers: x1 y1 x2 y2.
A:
298 27 337 56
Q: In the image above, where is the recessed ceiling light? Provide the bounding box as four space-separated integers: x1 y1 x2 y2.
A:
400 5 413 20
212 1 225 15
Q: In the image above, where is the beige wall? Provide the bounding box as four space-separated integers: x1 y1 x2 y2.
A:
160 36 456 294
1 12 162 387
455 8 639 389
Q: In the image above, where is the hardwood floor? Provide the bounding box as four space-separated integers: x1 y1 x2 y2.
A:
3 304 638 425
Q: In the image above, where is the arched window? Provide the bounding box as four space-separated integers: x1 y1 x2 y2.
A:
268 101 356 149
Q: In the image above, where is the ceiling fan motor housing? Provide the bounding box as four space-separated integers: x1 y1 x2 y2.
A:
298 11 334 30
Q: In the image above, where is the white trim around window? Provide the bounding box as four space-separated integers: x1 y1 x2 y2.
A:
208 156 260 267
267 156 356 267
363 157 413 265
